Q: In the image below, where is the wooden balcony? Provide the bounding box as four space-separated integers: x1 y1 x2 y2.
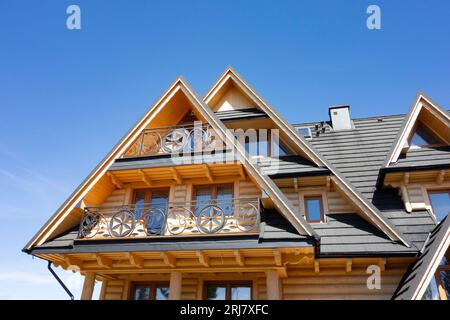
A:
78 197 261 240
122 124 220 158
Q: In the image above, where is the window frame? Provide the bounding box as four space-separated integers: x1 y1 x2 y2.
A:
408 122 446 149
192 184 234 203
133 188 171 206
304 195 325 223
427 189 450 222
203 281 253 300
129 282 170 300
243 129 290 157
434 264 450 300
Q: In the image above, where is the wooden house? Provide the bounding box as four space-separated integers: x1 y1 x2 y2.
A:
23 67 449 300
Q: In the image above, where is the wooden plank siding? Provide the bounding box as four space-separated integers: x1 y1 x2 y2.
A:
98 264 408 300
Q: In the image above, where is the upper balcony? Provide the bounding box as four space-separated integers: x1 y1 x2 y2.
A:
122 124 220 158
77 197 261 240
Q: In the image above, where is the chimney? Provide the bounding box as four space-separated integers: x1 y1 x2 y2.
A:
329 105 352 131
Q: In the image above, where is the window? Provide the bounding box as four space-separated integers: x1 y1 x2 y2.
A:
242 130 289 157
205 282 252 300
131 282 169 300
134 188 169 235
194 184 233 216
428 191 450 221
410 123 443 147
304 196 324 222
422 254 450 300
298 127 312 138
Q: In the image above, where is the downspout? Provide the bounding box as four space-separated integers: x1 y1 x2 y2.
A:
47 261 74 300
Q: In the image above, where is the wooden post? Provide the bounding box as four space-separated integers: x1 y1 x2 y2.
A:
81 273 96 300
169 271 182 300
266 270 280 300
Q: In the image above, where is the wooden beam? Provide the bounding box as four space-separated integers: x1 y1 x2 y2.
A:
128 253 144 268
437 170 446 185
234 250 245 266
161 252 176 267
346 258 352 273
81 273 96 300
273 249 282 266
107 172 123 189
138 169 152 187
203 165 214 182
168 271 182 300
326 176 331 191
196 251 210 267
64 256 82 269
314 260 320 273
96 254 112 269
293 178 298 193
403 172 410 186
238 164 246 180
266 270 280 300
171 168 182 184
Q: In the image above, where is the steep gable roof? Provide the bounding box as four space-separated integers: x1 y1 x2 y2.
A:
393 215 450 300
25 76 320 251
384 92 450 168
204 67 411 247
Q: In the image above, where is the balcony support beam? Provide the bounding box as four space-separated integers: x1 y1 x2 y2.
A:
96 254 112 269
161 252 176 268
107 172 123 189
234 250 245 266
128 253 144 268
196 251 210 267
203 165 214 182
171 168 182 184
138 169 152 187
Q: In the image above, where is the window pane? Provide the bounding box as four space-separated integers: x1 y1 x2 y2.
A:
411 124 441 147
133 287 151 300
429 192 450 221
155 286 169 300
195 187 212 215
134 191 146 219
231 286 251 300
147 191 169 235
440 270 450 299
422 277 440 300
245 136 258 156
217 185 233 215
206 285 226 300
305 198 322 222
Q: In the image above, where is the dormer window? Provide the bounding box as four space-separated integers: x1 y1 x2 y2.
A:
304 196 324 222
410 123 443 148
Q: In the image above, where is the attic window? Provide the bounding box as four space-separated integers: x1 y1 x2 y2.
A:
410 123 443 147
304 196 324 223
298 127 312 138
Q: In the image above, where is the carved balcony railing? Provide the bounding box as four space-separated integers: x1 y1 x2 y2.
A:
78 197 261 240
122 124 221 158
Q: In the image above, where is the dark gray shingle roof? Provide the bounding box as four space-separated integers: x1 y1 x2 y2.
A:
392 215 450 300
295 115 438 250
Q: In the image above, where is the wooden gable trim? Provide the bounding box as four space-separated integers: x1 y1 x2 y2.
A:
384 92 450 167
414 223 450 299
26 76 318 251
204 67 410 246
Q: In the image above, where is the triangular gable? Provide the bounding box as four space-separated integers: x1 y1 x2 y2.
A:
24 76 318 251
204 67 411 246
393 215 450 300
384 92 450 167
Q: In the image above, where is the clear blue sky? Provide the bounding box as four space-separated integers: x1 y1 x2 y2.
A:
0 0 448 299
